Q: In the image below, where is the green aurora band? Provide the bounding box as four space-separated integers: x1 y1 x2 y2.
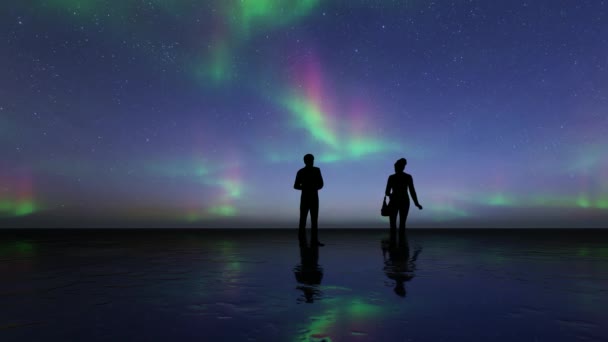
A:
0 199 38 217
278 93 400 163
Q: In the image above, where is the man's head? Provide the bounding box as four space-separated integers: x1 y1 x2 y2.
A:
394 158 407 173
304 154 314 167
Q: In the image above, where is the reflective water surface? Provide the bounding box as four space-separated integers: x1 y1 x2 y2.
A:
1 229 607 341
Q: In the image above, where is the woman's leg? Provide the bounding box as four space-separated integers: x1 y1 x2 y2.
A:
389 206 397 243
399 203 410 232
389 200 397 229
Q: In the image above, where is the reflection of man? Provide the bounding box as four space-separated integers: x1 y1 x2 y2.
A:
294 243 323 303
294 154 324 246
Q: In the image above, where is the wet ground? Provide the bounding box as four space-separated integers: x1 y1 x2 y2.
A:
1 229 607 341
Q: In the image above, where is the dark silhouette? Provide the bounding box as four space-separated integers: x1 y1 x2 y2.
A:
294 154 324 246
294 240 323 303
381 232 421 298
385 158 422 241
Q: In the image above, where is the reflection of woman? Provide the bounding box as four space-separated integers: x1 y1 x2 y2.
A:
385 158 422 237
381 234 421 297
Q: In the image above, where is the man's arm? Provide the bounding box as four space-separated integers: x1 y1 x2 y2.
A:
385 176 392 197
317 168 324 190
409 175 422 208
294 170 302 190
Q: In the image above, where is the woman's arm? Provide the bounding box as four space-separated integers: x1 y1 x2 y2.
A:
409 175 422 208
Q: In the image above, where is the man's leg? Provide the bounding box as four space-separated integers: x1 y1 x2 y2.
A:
299 202 309 243
310 198 319 243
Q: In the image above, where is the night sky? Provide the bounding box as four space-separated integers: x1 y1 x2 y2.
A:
1 1 607 227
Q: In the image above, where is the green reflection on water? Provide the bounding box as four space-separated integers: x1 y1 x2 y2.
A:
295 296 387 341
0 241 36 256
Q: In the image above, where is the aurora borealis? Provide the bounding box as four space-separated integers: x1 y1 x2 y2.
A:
1 1 607 227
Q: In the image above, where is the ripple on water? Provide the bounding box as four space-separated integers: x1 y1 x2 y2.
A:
0 321 44 330
351 331 368 336
556 318 599 331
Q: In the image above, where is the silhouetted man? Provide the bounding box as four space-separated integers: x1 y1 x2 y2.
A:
294 154 324 246
385 158 422 240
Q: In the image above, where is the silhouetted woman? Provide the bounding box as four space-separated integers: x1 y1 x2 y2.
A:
385 158 422 238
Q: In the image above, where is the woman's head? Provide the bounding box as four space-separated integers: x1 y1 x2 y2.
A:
394 158 407 173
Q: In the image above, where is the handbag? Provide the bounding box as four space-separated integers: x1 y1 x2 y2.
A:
381 196 391 216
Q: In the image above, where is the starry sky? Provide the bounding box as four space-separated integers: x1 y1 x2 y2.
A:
1 1 607 228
